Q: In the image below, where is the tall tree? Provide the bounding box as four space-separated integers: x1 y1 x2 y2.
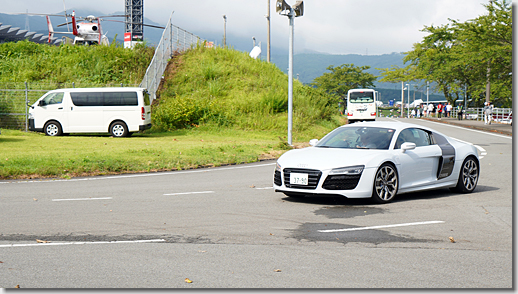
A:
311 64 376 100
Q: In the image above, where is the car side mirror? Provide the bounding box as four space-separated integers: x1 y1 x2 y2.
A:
401 142 416 153
309 139 319 146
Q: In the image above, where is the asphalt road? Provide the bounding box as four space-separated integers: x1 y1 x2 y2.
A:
0 117 513 288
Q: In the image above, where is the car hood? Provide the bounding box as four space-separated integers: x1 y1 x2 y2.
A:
277 147 386 171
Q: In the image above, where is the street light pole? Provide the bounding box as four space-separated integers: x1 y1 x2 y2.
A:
223 15 227 47
406 83 410 118
401 81 405 118
276 0 303 146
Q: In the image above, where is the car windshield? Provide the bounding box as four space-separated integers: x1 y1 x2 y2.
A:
316 126 395 150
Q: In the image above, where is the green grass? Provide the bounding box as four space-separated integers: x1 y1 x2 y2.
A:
0 123 341 179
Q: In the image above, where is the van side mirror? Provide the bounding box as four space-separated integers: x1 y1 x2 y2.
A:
401 142 416 153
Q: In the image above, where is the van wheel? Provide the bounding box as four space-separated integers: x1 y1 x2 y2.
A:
110 122 128 137
44 121 62 136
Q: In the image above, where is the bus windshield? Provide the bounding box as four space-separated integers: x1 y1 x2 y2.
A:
349 92 374 103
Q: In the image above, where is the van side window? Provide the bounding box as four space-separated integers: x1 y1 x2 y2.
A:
70 92 138 106
143 91 150 106
70 92 103 106
41 92 64 106
104 92 138 106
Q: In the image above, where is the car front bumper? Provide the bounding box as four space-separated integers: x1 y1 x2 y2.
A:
273 167 377 198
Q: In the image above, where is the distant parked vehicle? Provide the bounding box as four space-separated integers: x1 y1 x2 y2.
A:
346 89 378 123
28 87 152 137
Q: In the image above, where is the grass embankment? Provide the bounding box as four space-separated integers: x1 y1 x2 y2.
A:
0 42 342 179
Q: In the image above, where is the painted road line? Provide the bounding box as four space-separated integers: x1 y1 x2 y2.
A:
255 187 274 190
164 191 215 196
52 197 113 202
0 239 166 248
318 220 445 233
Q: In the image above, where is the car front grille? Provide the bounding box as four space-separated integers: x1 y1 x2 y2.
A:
283 168 322 190
274 170 282 186
322 174 361 190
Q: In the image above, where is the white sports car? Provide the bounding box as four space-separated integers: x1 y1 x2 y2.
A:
273 121 480 203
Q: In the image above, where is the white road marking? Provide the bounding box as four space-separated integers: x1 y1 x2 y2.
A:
52 197 113 202
0 239 166 248
390 117 512 139
2 162 276 184
451 137 487 159
255 187 274 190
318 220 445 233
164 191 215 196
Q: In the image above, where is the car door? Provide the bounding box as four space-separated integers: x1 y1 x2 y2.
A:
35 91 67 130
394 128 442 189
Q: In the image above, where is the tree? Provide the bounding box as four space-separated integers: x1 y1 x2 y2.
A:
311 64 376 100
377 0 512 107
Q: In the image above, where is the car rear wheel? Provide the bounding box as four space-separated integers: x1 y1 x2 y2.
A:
110 122 128 137
44 121 62 136
452 156 479 193
371 163 398 203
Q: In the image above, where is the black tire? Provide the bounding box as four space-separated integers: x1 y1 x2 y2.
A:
453 156 479 193
371 163 399 204
110 121 129 137
44 121 62 136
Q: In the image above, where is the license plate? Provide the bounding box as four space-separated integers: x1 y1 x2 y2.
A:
290 173 309 185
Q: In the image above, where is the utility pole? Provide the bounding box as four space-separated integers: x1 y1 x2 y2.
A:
267 0 271 62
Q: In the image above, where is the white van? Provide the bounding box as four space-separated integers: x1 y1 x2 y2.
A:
28 87 152 137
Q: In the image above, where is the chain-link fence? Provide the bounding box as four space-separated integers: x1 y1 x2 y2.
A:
139 12 202 103
0 82 138 130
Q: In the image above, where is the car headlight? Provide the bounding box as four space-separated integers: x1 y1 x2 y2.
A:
275 162 282 172
28 112 34 119
329 165 364 175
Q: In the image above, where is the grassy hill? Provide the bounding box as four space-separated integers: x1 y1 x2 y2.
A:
153 45 342 139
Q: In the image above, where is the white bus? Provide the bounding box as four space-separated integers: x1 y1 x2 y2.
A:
346 89 377 123
28 87 152 137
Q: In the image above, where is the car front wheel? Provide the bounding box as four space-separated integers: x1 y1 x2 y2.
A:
371 163 399 203
44 121 62 136
452 156 479 193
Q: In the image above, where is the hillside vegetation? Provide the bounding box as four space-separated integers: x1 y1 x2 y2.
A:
0 40 154 86
154 45 341 138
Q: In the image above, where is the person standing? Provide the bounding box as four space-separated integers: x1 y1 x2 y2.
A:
446 102 452 117
457 102 463 120
427 103 433 117
484 101 493 125
437 103 443 119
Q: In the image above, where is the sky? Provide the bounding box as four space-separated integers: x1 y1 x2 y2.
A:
2 0 491 55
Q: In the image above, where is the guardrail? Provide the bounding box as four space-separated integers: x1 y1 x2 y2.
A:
139 12 202 103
